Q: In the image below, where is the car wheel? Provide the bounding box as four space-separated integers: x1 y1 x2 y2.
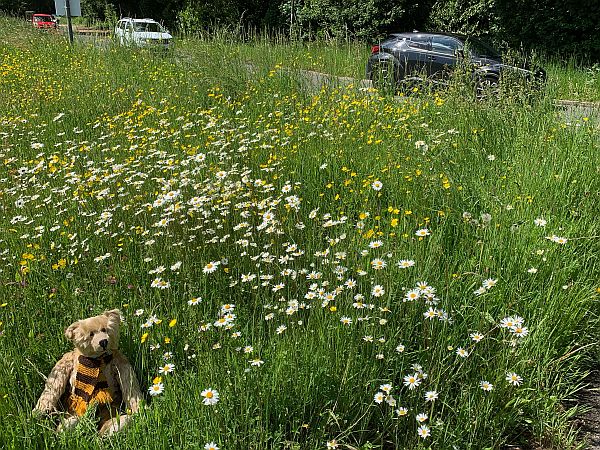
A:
475 76 499 100
371 61 397 93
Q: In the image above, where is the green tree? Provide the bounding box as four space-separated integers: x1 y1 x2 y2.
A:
0 0 54 14
427 0 498 37
0 0 27 14
496 0 600 57
427 0 600 59
285 0 431 41
81 0 107 24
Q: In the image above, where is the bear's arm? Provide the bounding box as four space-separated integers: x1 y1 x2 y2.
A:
113 352 143 413
33 351 74 414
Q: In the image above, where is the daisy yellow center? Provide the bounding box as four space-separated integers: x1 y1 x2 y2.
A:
205 391 213 398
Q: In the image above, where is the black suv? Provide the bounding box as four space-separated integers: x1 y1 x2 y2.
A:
366 32 546 97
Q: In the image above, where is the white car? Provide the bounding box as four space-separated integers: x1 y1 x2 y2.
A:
114 18 173 50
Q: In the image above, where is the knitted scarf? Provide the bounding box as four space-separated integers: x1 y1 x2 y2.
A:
68 354 114 416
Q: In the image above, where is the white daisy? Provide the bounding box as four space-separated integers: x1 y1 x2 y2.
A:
201 388 220 405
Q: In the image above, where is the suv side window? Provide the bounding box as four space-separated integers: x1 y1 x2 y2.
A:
431 36 461 55
406 36 431 51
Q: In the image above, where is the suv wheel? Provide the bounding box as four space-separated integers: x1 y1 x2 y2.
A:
371 61 397 93
475 76 499 100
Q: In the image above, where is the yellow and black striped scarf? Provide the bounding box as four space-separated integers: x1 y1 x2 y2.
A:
68 354 114 416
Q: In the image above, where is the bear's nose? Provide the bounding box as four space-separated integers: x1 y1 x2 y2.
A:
99 339 108 349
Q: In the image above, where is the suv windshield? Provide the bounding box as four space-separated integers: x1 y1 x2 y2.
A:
464 37 501 59
133 22 165 33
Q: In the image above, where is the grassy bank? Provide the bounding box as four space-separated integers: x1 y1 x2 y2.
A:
0 16 599 450
177 28 600 102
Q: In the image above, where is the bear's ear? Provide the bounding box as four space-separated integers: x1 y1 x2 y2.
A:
104 309 121 324
65 321 80 341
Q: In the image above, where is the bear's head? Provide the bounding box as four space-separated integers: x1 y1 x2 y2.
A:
65 309 121 357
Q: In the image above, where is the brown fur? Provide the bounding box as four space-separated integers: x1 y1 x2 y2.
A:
33 310 143 435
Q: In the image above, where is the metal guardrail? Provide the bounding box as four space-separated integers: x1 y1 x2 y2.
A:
555 99 600 109
58 25 110 36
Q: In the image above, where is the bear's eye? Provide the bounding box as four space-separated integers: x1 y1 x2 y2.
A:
101 328 107 333
89 331 95 337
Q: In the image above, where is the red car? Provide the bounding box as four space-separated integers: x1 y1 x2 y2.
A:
32 14 57 29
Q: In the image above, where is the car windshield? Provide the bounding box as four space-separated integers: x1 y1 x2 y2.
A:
133 22 165 33
34 16 53 22
464 37 501 59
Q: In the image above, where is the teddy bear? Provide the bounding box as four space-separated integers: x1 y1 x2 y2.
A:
33 309 143 435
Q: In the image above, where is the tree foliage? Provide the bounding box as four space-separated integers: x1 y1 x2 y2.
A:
289 0 400 40
428 0 498 37
495 0 600 57
0 0 53 14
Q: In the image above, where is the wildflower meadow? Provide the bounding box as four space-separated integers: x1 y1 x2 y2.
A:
0 17 599 450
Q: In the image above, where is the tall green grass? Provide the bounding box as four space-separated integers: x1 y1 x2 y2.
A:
177 26 600 102
0 15 598 450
